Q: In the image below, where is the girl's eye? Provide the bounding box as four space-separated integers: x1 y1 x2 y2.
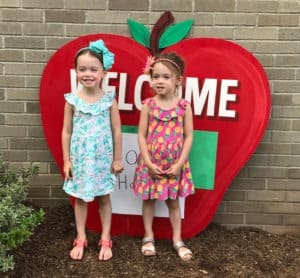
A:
77 67 99 73
152 74 171 79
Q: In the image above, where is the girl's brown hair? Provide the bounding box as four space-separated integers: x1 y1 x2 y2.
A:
74 48 104 68
152 52 185 77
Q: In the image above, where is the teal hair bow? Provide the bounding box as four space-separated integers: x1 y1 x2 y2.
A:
89 39 114 70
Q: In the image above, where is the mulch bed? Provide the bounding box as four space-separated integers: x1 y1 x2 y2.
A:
4 205 300 278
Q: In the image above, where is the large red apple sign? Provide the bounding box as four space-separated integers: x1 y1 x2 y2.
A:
40 23 270 239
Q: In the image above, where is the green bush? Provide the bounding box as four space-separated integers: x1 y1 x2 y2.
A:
0 154 45 272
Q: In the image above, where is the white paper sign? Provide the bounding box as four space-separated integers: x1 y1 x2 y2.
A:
111 133 185 218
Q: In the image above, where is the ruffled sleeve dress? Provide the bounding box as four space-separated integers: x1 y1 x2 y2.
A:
133 98 195 200
63 91 116 202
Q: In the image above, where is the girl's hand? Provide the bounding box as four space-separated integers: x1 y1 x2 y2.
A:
165 162 182 179
111 160 124 174
147 163 165 179
63 160 73 180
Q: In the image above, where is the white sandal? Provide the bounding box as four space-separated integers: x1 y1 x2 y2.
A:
173 240 192 261
141 237 156 256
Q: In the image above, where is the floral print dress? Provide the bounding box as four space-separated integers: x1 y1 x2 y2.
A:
63 91 116 202
133 98 195 200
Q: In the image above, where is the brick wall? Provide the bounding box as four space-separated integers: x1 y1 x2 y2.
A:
0 0 299 235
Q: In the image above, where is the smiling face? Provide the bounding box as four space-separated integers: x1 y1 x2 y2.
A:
151 62 182 97
75 52 105 89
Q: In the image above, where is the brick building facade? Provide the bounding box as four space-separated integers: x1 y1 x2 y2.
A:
0 0 299 235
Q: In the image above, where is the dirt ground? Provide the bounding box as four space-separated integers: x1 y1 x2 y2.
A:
4 205 300 278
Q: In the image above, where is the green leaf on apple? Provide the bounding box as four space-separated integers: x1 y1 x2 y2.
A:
127 19 150 47
159 19 194 49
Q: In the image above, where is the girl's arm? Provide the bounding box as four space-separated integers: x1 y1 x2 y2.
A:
165 103 193 177
61 102 73 179
110 98 123 174
137 104 151 165
138 103 164 178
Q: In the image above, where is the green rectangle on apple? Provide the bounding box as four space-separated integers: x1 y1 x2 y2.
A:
122 125 138 134
190 130 218 190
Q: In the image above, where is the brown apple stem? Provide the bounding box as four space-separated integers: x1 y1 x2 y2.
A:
150 11 174 56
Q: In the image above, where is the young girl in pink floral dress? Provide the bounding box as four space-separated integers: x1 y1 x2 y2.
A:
133 52 195 261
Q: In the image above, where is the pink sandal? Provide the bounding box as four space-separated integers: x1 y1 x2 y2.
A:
98 239 113 261
70 239 88 260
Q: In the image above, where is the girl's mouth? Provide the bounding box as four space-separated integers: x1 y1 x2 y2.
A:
83 78 94 84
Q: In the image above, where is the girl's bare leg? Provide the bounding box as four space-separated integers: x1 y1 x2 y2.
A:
98 194 113 260
70 198 88 260
141 199 156 255
142 199 156 238
165 199 181 243
166 198 192 261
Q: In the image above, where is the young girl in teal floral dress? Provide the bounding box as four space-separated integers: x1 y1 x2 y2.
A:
133 52 195 261
61 39 123 261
